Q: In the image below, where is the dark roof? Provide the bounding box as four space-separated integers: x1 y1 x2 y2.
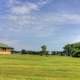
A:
0 43 13 49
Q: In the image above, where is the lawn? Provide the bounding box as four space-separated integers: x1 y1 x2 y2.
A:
0 55 80 80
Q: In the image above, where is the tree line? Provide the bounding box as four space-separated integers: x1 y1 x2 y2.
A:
13 42 80 57
13 45 49 56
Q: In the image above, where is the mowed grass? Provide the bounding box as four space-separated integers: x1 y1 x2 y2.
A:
0 55 80 80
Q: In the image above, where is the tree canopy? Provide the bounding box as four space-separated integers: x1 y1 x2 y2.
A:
63 42 80 57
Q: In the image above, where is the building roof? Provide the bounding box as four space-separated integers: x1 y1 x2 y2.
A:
0 43 13 49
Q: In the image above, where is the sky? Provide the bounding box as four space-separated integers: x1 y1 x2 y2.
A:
0 0 80 51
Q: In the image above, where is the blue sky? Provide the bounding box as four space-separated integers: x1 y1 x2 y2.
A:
0 0 80 51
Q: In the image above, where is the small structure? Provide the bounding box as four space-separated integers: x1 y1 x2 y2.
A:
0 43 13 54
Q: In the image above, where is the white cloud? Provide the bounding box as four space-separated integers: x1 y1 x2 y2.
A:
2 13 80 37
6 13 59 37
60 14 80 24
8 0 49 15
43 13 80 25
38 0 49 6
1 0 80 50
11 5 31 14
2 7 80 37
11 3 39 14
4 0 53 36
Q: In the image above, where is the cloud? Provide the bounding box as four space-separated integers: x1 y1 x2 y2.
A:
2 0 53 37
44 13 80 25
2 13 80 38
5 13 60 37
38 0 49 6
8 0 49 15
1 0 80 50
2 1 80 38
11 3 39 14
59 14 80 24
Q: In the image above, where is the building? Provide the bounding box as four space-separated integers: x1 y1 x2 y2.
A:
0 43 13 54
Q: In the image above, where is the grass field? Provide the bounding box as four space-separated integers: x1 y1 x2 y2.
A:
0 55 80 80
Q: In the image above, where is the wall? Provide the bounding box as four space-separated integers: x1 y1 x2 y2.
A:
0 48 12 54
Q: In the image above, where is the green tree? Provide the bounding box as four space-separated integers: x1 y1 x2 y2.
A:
64 44 72 56
21 49 27 54
40 45 48 56
63 42 80 57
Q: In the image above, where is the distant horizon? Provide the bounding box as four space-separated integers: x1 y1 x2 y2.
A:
0 0 80 51
1 41 80 52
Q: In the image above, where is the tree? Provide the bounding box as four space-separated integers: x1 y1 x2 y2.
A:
63 42 80 57
63 44 72 56
41 45 48 56
21 49 27 54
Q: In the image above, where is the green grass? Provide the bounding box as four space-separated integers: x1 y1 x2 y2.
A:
0 55 80 80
